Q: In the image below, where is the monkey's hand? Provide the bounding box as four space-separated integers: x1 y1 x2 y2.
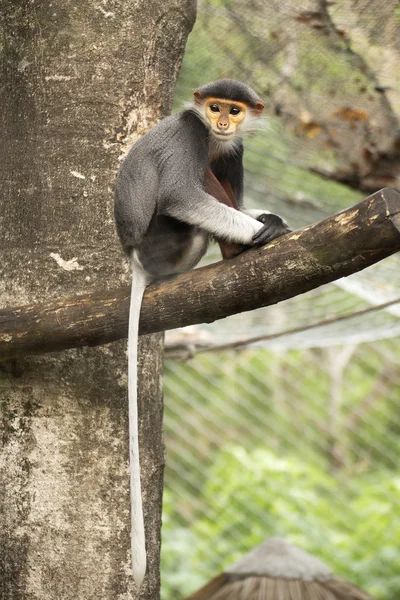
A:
252 213 291 246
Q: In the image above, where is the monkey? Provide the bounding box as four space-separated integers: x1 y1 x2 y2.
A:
114 79 290 588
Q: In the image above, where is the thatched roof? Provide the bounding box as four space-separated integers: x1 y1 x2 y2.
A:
184 538 376 600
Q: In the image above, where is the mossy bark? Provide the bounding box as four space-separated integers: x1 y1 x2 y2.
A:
0 1 196 598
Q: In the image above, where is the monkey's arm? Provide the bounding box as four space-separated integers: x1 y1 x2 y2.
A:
162 186 263 245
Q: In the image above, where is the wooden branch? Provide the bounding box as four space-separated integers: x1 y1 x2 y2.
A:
1 187 400 361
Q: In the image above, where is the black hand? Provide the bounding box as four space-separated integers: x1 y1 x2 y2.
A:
252 213 291 246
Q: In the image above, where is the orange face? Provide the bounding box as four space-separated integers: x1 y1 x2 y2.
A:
193 93 264 141
204 97 248 139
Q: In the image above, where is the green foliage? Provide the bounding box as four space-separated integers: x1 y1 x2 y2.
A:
162 446 400 600
163 2 400 598
162 343 400 600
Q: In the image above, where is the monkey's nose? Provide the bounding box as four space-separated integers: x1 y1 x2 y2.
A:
218 120 229 129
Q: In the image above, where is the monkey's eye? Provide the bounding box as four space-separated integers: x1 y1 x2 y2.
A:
230 106 241 116
209 104 220 113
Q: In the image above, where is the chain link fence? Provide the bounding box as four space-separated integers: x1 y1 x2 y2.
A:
160 2 400 598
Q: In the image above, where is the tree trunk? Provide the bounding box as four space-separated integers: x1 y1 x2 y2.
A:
0 1 195 599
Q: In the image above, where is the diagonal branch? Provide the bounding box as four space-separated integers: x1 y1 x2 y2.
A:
0 188 400 361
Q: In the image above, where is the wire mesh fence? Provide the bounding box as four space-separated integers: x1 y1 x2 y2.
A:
161 2 400 598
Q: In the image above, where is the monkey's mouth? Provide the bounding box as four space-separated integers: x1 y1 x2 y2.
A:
214 131 235 139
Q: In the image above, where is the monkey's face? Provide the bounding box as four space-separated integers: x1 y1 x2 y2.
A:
204 98 248 141
192 92 264 144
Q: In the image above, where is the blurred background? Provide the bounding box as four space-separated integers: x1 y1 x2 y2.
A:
161 1 400 598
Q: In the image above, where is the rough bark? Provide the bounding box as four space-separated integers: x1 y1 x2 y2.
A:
1 187 400 361
0 1 195 599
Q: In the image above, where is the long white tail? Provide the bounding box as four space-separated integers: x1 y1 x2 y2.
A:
128 254 149 589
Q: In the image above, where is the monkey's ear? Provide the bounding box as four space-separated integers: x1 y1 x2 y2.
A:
193 90 204 105
252 100 265 115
